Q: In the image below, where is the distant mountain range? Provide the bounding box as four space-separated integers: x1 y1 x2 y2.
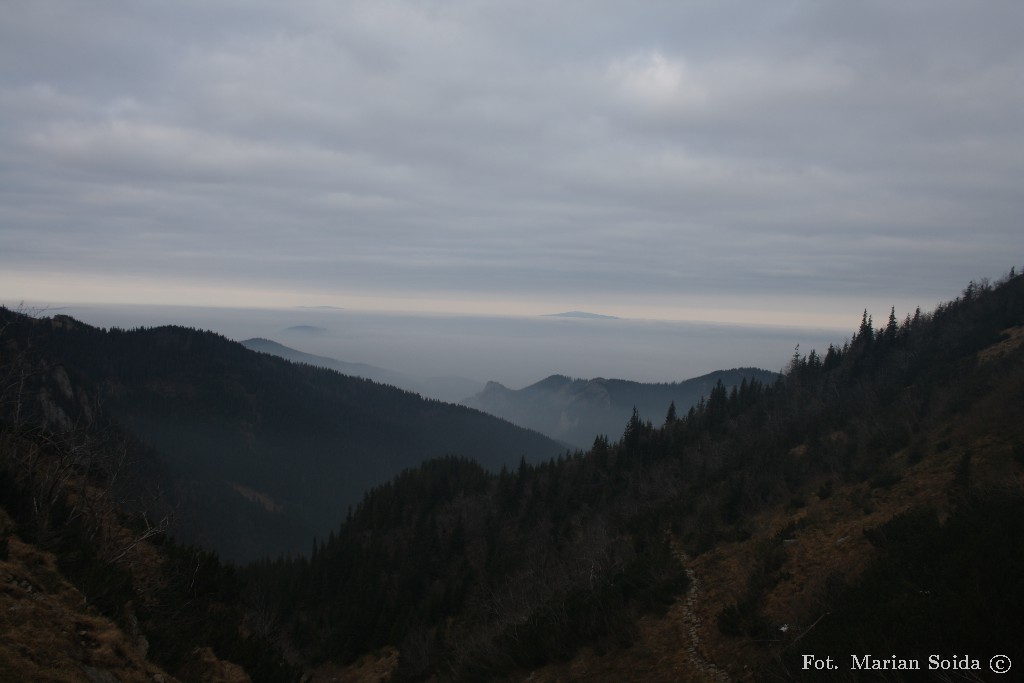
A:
464 368 779 449
246 338 778 450
242 337 483 403
545 310 620 319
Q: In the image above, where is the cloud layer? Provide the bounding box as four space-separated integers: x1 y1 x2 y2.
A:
2 1 1023 323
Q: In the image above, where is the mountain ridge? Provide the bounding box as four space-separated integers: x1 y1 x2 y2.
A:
241 336 483 404
465 368 780 448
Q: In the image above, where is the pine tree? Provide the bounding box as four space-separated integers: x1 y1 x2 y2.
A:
665 401 677 425
884 306 898 342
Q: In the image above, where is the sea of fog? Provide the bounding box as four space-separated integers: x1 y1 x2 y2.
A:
24 303 852 400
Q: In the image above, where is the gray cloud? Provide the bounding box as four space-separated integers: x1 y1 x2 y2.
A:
2 1 1023 322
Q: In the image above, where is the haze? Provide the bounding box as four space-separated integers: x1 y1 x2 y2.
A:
20 303 854 396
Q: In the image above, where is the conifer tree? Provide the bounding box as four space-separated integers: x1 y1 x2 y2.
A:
665 401 677 425
884 306 898 342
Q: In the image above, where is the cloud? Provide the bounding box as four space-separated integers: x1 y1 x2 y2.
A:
608 52 708 112
1 1 1022 324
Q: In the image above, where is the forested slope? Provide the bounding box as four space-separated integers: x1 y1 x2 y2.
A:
0 350 299 681
247 270 1024 681
0 312 563 561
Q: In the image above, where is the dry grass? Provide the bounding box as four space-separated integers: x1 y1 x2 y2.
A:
0 501 258 682
978 325 1024 363
0 510 171 682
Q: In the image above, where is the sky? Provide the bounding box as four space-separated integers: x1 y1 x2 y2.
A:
2 1 1023 328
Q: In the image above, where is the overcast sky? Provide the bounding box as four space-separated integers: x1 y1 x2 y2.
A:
2 1 1022 327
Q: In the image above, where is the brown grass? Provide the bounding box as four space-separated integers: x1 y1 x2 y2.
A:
0 519 171 682
0 500 258 682
978 325 1024 363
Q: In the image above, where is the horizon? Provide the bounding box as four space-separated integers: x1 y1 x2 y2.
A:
2 298 892 392
1 272 962 331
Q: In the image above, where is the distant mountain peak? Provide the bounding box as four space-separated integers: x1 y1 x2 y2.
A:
244 337 282 347
545 311 620 320
534 374 574 388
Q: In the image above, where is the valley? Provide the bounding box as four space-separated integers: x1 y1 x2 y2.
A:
4 3 1021 680
1 272 1023 681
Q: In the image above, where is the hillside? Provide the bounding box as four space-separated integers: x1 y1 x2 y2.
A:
0 313 563 562
248 271 1024 680
2 271 1022 681
464 369 778 449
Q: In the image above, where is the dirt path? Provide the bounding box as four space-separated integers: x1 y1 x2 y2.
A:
512 533 742 682
670 534 732 683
